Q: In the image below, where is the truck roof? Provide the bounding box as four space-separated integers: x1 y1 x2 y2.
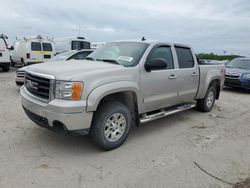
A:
109 40 192 49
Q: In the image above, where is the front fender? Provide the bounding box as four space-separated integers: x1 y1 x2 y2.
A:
86 81 141 112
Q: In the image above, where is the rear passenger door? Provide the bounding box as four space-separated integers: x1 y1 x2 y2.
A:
174 46 199 103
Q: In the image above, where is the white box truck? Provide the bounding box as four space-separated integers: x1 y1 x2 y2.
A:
54 37 91 54
0 34 11 72
11 35 55 66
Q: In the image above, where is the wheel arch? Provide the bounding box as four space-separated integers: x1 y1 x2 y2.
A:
86 81 141 113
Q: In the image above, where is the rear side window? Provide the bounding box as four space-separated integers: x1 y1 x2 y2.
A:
149 46 174 69
72 41 90 50
175 47 194 68
31 42 42 51
42 43 52 51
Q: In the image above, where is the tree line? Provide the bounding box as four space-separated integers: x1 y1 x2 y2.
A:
196 53 240 61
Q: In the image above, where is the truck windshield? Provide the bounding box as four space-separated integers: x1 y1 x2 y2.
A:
227 59 250 70
86 42 149 67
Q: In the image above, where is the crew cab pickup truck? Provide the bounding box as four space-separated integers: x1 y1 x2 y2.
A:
21 41 225 150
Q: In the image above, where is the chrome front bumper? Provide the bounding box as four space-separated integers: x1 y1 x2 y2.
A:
20 86 93 131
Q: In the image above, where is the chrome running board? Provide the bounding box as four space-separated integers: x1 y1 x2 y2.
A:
140 104 196 124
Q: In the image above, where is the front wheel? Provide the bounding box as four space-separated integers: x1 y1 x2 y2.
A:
197 86 216 112
90 101 132 150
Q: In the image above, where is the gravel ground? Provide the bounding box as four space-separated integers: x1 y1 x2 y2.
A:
0 68 250 188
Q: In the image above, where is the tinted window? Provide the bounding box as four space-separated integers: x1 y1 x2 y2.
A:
175 47 194 68
72 41 90 50
42 43 52 51
31 42 42 51
68 51 92 60
149 46 174 69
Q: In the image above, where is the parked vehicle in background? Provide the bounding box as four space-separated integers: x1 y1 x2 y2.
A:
54 37 90 54
225 57 250 90
0 34 11 72
91 42 106 49
50 49 94 62
15 49 94 86
11 35 55 66
21 41 225 150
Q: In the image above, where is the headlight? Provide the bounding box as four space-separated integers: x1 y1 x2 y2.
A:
242 74 250 79
55 81 83 101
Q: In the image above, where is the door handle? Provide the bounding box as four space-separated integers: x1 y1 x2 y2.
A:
169 74 177 79
191 72 198 76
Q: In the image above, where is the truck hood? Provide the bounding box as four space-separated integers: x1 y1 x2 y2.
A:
25 60 125 80
226 67 250 75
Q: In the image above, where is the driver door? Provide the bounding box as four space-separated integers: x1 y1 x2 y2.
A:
140 45 179 112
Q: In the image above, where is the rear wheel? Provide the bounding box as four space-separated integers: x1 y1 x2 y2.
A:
90 101 132 150
197 86 216 112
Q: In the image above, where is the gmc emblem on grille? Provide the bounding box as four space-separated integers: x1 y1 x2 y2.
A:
26 79 38 90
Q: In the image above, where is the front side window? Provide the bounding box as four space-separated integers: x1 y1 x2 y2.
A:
87 42 149 67
31 42 42 51
175 47 194 69
148 46 174 69
42 43 53 51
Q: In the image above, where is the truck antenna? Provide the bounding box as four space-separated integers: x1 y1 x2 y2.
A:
141 36 146 41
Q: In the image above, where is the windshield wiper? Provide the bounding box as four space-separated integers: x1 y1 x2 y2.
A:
85 57 95 61
96 59 120 65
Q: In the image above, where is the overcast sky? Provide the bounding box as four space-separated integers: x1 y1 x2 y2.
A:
1 0 250 55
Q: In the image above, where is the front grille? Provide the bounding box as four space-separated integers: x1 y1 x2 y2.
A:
16 71 25 77
225 74 240 79
225 78 241 87
25 72 50 100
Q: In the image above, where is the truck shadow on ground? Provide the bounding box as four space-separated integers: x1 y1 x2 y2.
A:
27 109 197 154
223 87 250 94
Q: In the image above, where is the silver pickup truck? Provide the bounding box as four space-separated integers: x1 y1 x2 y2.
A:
21 41 225 150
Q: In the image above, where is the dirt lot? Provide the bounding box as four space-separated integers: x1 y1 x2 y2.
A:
0 68 250 188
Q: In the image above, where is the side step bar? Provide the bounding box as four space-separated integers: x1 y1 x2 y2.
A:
140 104 196 124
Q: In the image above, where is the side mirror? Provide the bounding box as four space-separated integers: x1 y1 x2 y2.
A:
9 46 14 50
145 58 167 72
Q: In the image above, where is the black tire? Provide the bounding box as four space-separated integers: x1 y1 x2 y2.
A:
2 66 10 72
197 86 216 112
90 101 132 150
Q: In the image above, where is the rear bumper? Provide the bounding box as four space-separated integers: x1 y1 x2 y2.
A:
20 86 93 132
0 62 10 67
225 78 250 90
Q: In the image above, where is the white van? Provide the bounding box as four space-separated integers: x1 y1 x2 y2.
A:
0 34 11 72
11 35 55 66
54 37 91 54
